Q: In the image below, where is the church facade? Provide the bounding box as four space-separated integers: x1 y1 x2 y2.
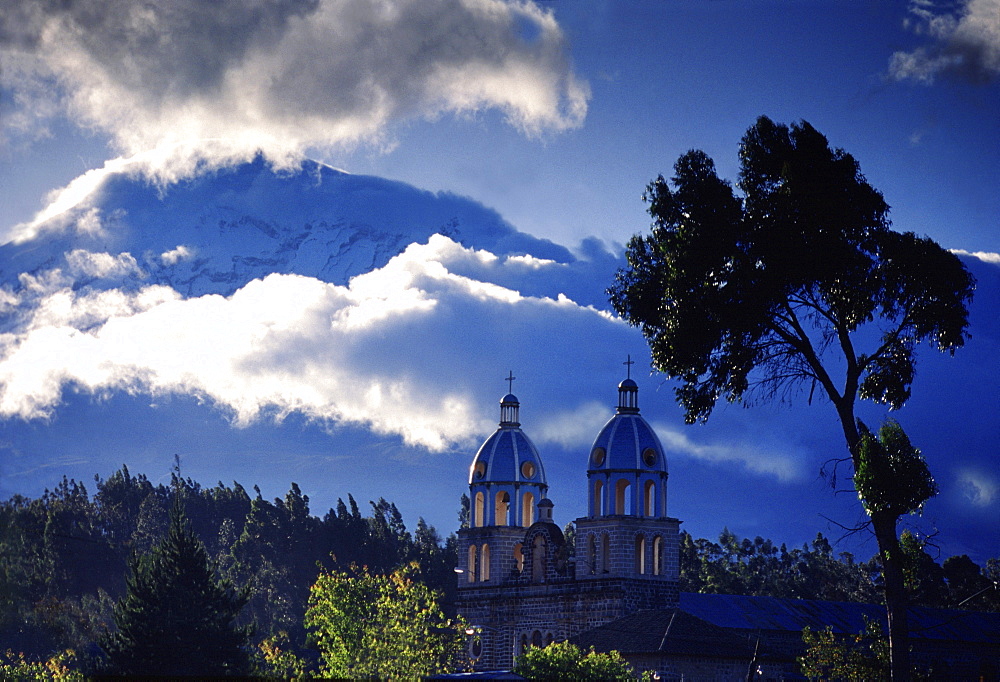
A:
456 373 681 671
454 373 1000 680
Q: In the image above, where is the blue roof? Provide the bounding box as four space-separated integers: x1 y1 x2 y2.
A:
680 592 1000 644
470 426 546 485
590 413 666 472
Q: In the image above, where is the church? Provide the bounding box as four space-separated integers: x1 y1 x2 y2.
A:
455 369 1000 680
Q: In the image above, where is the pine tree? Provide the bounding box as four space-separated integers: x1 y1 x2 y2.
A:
100 499 251 676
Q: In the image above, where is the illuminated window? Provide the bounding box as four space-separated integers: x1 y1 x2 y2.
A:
468 545 477 583
636 535 646 574
644 480 656 517
522 491 535 527
474 492 485 527
481 543 490 581
495 491 510 526
593 480 604 517
615 479 630 515
521 461 536 479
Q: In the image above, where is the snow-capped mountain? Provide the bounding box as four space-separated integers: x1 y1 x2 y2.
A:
0 156 584 296
0 159 996 565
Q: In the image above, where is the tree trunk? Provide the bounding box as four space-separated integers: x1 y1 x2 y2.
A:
837 401 910 681
872 509 910 682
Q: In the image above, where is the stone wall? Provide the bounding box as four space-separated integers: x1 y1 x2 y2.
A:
457 575 680 670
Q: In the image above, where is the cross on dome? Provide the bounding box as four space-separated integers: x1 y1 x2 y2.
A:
506 371 516 393
623 355 634 380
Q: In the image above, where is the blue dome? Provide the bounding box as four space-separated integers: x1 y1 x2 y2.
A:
589 412 666 473
469 426 546 485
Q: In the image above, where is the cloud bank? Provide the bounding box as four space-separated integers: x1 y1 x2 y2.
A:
0 235 615 450
1 0 589 181
890 0 1000 83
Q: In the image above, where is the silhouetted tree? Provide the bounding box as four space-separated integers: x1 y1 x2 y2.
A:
610 116 975 680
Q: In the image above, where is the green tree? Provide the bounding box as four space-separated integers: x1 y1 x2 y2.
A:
609 116 974 680
800 619 889 681
100 500 251 676
0 649 85 681
305 561 464 680
512 641 638 680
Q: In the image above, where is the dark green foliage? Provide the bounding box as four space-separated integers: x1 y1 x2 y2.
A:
0 465 459 663
943 555 1000 610
678 530 880 604
899 531 948 608
610 117 974 425
855 420 937 517
100 500 251 676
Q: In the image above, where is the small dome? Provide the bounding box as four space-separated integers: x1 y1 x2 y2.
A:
501 393 519 404
589 412 667 473
618 378 638 390
469 427 547 485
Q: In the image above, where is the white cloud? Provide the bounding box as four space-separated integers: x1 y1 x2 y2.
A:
951 249 1000 264
956 467 998 506
652 421 803 482
160 245 195 266
535 401 612 448
66 250 145 279
2 0 589 180
890 0 1000 83
0 235 619 451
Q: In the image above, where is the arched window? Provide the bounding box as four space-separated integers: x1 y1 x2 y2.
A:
520 634 528 654
468 545 477 583
532 535 547 583
644 480 656 517
474 492 485 527
635 534 646 574
514 542 524 572
588 534 597 575
481 543 490 581
601 533 610 574
653 535 663 576
615 479 630 515
532 630 543 648
593 479 604 517
495 491 510 526
545 632 554 646
522 491 535 527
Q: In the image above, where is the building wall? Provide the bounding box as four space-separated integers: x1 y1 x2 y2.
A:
458 514 681 671
457 576 681 671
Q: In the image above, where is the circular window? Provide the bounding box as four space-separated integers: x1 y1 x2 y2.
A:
521 461 536 479
592 447 606 467
642 448 657 467
474 461 487 479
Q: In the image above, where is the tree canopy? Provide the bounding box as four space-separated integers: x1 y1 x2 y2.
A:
610 116 974 428
305 561 464 680
512 641 638 681
100 499 251 676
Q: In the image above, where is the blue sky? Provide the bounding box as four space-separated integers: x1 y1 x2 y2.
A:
1 0 998 564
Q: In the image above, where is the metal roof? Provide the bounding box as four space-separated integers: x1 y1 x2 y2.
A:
680 592 1000 644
